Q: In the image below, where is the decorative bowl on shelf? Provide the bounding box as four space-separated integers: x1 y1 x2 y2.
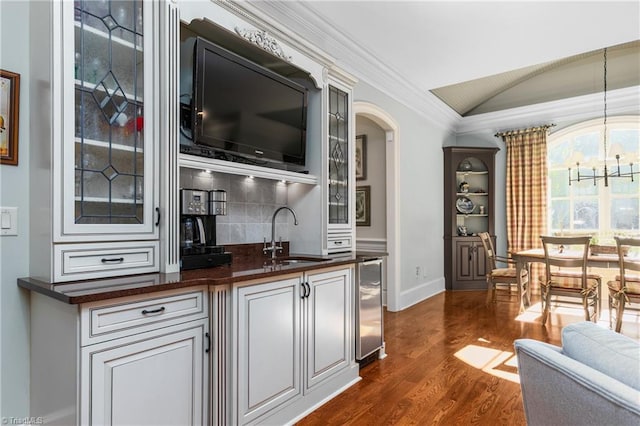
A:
456 196 475 214
458 159 473 171
458 181 469 193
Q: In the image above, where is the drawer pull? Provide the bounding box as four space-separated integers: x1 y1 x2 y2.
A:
141 306 166 315
334 241 343 245
101 257 124 264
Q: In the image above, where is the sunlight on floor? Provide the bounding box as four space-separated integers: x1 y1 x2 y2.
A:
454 340 520 384
515 302 543 323
452 288 640 388
515 300 640 339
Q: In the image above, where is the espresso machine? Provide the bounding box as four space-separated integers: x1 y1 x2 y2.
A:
180 189 232 270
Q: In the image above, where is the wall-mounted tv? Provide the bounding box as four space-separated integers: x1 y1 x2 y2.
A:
183 37 308 168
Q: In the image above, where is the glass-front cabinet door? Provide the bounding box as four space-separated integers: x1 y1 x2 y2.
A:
62 0 157 238
327 85 349 227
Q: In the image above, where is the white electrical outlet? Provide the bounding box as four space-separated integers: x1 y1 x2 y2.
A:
0 207 18 236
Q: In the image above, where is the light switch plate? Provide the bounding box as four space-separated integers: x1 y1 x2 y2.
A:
0 207 18 236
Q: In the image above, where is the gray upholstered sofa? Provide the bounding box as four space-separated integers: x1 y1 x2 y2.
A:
514 321 640 425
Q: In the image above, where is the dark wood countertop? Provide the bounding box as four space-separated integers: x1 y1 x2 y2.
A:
18 251 385 305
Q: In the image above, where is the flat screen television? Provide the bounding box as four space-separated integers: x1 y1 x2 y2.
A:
187 37 308 168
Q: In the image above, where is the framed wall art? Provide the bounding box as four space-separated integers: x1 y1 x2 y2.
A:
355 134 367 180
0 69 20 166
355 185 371 226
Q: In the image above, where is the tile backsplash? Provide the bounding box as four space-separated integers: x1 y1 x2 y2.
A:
180 168 292 245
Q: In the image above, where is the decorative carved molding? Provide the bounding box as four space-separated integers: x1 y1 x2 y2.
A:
234 27 292 62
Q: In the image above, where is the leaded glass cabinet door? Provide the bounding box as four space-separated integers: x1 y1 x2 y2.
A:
61 0 157 238
328 86 350 227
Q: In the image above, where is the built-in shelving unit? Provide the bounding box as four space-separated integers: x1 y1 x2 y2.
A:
444 147 499 290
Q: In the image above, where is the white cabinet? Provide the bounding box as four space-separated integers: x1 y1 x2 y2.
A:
30 0 162 282
325 74 357 253
232 266 356 425
82 321 207 425
234 276 302 424
305 267 352 390
29 287 209 426
81 320 207 425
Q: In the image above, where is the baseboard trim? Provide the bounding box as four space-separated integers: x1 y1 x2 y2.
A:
396 277 445 311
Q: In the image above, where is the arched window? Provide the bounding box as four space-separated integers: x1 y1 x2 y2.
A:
547 116 640 243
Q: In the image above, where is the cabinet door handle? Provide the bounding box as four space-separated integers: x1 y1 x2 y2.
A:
101 257 124 263
141 306 165 315
205 332 211 353
301 282 311 298
155 207 161 227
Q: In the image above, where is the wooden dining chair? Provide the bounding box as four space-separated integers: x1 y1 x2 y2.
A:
608 236 640 333
540 235 602 326
478 232 527 305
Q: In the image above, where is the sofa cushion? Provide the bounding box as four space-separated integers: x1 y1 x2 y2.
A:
562 321 640 391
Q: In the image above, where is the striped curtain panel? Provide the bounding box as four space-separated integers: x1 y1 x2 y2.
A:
502 127 549 256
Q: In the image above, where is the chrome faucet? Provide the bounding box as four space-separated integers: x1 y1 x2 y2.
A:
263 206 299 259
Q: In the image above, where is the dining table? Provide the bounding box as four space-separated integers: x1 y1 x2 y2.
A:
510 248 621 313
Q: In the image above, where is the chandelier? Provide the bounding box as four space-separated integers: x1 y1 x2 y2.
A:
567 48 639 187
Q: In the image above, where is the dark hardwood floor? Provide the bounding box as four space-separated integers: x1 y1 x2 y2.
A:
297 289 639 426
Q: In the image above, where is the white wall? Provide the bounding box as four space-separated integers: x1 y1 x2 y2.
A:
355 116 386 241
354 80 455 309
0 0 31 418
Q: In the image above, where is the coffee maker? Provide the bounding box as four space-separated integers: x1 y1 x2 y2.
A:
180 189 232 270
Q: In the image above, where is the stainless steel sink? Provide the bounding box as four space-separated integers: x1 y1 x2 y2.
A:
280 259 310 264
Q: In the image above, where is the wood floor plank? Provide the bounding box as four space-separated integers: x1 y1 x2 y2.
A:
297 289 639 425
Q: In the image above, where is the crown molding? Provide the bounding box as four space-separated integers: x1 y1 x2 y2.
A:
237 1 461 133
456 85 640 136
215 0 336 68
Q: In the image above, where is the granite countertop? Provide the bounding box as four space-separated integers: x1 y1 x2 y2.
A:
18 251 386 304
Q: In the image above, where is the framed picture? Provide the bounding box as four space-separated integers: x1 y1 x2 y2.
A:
0 69 20 166
355 134 367 180
355 185 371 226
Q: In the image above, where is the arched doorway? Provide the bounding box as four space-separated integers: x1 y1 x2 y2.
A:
353 102 400 311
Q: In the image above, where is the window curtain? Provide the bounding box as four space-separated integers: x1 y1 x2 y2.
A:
498 126 551 255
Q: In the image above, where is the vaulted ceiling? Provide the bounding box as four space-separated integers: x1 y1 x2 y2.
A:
431 40 640 116
250 1 640 120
